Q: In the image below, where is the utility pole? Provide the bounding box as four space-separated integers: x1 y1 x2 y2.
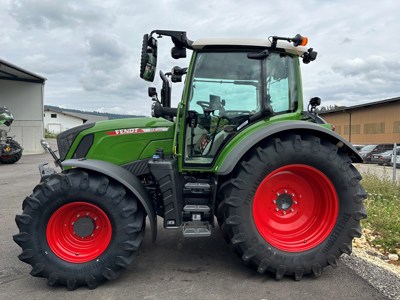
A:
393 143 397 183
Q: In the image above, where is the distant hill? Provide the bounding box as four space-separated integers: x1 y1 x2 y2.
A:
44 105 145 120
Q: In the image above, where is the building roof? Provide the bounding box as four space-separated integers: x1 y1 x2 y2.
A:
0 58 46 83
44 106 108 123
319 97 400 115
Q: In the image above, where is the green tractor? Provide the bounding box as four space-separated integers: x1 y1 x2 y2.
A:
14 30 366 290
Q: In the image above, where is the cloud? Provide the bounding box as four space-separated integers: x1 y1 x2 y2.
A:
9 0 111 30
332 56 400 80
302 55 400 108
86 34 127 61
2 0 400 116
21 54 79 75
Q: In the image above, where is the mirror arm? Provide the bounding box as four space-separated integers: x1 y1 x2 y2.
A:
150 30 193 49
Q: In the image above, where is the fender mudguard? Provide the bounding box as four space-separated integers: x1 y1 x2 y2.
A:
62 159 157 241
216 120 362 175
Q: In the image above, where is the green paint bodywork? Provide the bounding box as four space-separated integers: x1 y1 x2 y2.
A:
64 117 175 165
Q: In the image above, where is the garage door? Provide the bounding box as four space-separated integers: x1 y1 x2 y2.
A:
48 123 61 134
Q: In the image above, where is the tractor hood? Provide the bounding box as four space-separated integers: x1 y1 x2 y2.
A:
57 117 175 166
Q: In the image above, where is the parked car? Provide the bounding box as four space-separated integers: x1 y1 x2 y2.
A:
353 144 366 151
359 144 394 163
371 147 400 165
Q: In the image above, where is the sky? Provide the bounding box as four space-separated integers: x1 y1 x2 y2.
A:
1 0 399 116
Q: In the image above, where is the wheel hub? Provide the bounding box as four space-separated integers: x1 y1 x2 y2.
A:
276 193 293 211
73 216 95 238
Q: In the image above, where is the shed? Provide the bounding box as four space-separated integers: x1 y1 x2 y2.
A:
0 59 46 154
44 105 108 134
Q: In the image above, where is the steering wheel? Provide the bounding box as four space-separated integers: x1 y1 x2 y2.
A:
196 101 211 111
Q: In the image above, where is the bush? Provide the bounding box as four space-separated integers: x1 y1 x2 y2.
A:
44 129 58 139
362 174 400 253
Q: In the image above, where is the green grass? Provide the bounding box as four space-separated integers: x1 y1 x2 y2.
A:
361 174 400 253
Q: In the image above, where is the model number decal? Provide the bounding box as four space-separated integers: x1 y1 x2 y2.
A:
107 127 169 136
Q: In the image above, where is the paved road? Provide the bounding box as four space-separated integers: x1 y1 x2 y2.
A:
0 152 390 300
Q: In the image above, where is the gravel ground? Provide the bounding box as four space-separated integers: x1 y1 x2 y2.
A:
341 254 400 300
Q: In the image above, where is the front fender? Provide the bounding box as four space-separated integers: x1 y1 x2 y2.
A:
62 159 157 241
217 120 362 175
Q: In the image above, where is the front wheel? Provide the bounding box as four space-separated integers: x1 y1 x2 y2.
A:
218 133 367 280
14 170 145 289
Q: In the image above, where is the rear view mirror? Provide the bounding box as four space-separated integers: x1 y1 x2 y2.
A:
140 34 158 82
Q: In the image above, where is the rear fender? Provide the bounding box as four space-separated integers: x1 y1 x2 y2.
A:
217 120 362 175
62 159 157 241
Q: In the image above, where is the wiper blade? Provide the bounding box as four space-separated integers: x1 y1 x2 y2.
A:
247 50 270 59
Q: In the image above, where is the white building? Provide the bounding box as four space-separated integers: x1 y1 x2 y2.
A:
44 106 108 134
0 59 46 154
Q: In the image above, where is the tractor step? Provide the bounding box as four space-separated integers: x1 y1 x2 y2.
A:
182 221 211 237
183 205 210 212
184 182 211 193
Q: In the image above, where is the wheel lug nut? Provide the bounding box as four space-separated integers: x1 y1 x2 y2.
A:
292 193 295 197
294 201 298 205
275 208 279 211
276 192 280 196
273 199 276 203
284 189 287 193
290 208 294 212
283 211 286 215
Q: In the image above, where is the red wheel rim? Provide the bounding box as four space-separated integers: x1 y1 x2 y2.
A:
46 202 112 263
253 164 338 252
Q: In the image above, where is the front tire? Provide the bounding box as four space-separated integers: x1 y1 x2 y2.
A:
218 133 367 280
14 170 145 289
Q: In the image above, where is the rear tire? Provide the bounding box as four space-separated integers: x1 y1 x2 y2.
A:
14 170 145 289
0 141 22 164
218 133 367 280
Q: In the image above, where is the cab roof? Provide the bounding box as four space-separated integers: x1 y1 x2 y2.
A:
192 38 308 56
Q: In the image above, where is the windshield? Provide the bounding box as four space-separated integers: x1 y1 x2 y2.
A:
360 145 377 151
189 52 261 114
185 51 298 164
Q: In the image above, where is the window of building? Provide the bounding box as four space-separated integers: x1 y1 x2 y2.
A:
344 124 360 135
364 122 385 134
51 113 57 118
394 121 400 133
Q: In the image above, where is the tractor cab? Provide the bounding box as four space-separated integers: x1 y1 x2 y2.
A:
141 30 318 168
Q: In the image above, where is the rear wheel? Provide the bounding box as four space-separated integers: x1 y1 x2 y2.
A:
218 133 367 280
14 170 145 289
0 140 22 164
